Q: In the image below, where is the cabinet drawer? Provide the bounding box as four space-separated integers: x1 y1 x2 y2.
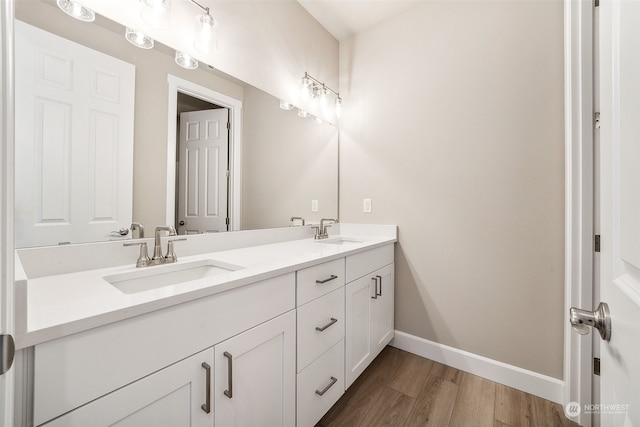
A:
346 244 393 282
297 287 345 372
297 258 345 306
297 339 345 427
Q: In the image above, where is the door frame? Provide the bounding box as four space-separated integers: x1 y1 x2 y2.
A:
0 0 15 424
563 1 595 426
166 75 242 231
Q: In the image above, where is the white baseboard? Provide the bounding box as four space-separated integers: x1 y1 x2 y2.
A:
390 330 564 404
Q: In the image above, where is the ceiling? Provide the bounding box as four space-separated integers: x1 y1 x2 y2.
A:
296 0 422 41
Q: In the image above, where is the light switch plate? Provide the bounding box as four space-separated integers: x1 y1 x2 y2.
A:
363 198 372 213
311 199 319 212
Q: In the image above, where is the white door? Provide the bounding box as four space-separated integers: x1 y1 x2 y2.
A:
177 109 229 234
14 21 135 247
214 311 295 427
0 2 15 425
598 0 640 425
43 348 214 427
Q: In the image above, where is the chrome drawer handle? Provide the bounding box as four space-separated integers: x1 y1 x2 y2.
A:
316 275 338 284
223 351 233 398
201 362 211 414
376 275 382 296
315 376 338 396
315 317 338 332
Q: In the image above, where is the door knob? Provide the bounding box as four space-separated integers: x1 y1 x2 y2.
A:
179 220 185 226
569 302 611 341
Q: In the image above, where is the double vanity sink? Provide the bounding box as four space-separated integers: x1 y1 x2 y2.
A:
13 223 396 427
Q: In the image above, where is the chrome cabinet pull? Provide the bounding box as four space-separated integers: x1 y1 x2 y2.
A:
371 277 378 299
315 317 338 332
223 351 233 398
376 275 382 296
316 275 338 284
315 376 338 396
201 362 211 414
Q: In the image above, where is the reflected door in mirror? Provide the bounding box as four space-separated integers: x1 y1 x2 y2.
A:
177 109 229 234
14 21 135 247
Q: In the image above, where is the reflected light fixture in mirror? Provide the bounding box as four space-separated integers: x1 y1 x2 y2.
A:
56 0 95 22
298 109 309 118
125 27 154 49
279 100 294 110
175 51 198 69
140 0 172 30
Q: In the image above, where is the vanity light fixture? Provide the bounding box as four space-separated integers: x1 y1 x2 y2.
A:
300 72 342 119
56 0 95 22
125 27 154 49
140 0 172 30
175 51 199 69
279 100 295 110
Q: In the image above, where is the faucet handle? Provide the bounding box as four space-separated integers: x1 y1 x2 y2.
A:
165 238 187 263
123 241 151 268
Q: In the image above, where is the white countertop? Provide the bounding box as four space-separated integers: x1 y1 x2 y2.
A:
15 224 397 349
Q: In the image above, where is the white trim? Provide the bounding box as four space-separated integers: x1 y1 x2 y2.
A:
166 75 243 231
391 331 564 404
563 1 594 426
0 0 15 423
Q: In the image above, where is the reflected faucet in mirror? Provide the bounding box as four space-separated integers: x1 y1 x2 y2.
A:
290 216 305 226
130 222 145 239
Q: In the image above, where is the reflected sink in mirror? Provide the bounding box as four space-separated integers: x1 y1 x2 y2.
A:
104 260 244 294
316 238 363 245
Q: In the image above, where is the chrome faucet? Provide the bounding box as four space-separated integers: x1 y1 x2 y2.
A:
151 226 181 265
130 222 145 239
290 216 305 226
315 218 337 239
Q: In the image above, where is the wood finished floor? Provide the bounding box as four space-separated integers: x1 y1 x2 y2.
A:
317 346 580 427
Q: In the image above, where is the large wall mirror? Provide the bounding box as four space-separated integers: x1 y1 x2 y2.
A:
14 0 338 248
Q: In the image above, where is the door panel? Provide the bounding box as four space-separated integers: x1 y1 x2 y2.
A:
178 109 229 234
599 0 640 425
14 20 134 247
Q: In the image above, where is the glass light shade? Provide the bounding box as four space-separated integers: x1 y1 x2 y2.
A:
140 0 171 30
125 28 154 49
300 76 313 101
56 0 95 22
335 97 342 118
279 100 294 110
194 13 215 54
319 87 329 112
175 51 198 70
313 116 323 124
297 109 309 118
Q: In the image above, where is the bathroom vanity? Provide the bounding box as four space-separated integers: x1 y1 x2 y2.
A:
13 224 396 426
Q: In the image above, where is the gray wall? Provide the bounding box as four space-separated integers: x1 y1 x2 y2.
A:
339 0 565 378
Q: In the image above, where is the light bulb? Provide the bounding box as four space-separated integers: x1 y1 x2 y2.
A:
125 28 154 49
140 0 171 30
300 76 313 102
175 51 198 70
194 13 215 54
320 87 329 112
56 0 95 22
335 97 342 118
280 100 294 110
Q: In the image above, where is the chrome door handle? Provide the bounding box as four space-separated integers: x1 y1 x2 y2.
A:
223 351 233 398
315 318 338 332
201 362 211 414
315 376 338 396
570 302 611 341
316 275 338 284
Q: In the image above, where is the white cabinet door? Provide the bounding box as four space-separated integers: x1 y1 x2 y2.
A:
371 264 395 356
214 310 296 427
345 263 395 388
345 274 374 388
44 348 214 427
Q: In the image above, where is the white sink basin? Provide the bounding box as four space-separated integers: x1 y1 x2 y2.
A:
316 237 363 245
104 259 243 294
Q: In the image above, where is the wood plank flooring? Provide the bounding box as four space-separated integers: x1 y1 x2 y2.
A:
317 346 579 427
